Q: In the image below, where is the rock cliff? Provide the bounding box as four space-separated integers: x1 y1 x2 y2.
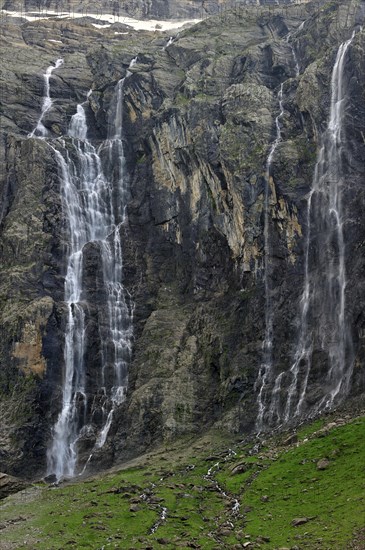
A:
0 0 364 477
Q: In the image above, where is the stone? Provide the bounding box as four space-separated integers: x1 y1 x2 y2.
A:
291 518 309 527
0 473 29 499
231 462 251 475
44 474 57 484
283 434 298 446
317 458 330 471
219 529 233 537
129 504 140 512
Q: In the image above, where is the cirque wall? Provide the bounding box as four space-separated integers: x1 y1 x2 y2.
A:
0 0 364 478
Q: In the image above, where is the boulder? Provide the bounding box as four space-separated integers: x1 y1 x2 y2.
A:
0 472 29 499
291 517 309 527
317 458 330 471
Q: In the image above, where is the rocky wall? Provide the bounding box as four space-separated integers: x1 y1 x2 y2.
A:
0 0 364 476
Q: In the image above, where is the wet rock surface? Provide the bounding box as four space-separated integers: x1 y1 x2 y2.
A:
0 1 364 477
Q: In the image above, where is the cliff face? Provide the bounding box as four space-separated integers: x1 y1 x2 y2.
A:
0 0 364 477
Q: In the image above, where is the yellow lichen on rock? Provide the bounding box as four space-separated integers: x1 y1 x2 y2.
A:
12 297 54 377
274 198 302 264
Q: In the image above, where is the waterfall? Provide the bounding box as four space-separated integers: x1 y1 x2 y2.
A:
264 25 305 426
255 26 358 429
46 59 136 480
162 36 174 50
255 82 285 432
283 32 357 420
28 58 64 138
286 21 304 78
255 21 308 430
261 31 358 427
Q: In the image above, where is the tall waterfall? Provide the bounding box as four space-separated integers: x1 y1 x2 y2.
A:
255 82 285 432
254 20 309 431
45 60 136 480
284 32 356 420
256 25 304 428
264 31 357 428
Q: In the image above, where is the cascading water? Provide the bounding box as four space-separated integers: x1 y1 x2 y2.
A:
45 59 136 480
263 26 305 426
28 58 64 138
282 31 357 421
255 21 315 430
263 30 359 428
287 21 305 78
162 36 174 50
255 82 285 432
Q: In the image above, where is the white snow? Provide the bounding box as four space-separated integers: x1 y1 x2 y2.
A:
1 9 200 32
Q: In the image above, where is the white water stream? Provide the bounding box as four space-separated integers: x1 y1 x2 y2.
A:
29 58 136 480
283 31 357 420
162 36 174 50
255 25 358 429
28 58 63 138
255 82 285 432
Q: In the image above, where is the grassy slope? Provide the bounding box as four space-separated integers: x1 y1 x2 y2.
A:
0 416 364 549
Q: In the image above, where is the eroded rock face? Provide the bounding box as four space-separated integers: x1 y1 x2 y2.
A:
0 1 364 477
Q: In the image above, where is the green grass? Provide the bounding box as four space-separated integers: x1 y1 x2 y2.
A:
296 416 327 440
1 417 364 549
240 417 365 549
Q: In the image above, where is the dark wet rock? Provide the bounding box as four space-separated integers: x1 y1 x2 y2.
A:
44 474 57 484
